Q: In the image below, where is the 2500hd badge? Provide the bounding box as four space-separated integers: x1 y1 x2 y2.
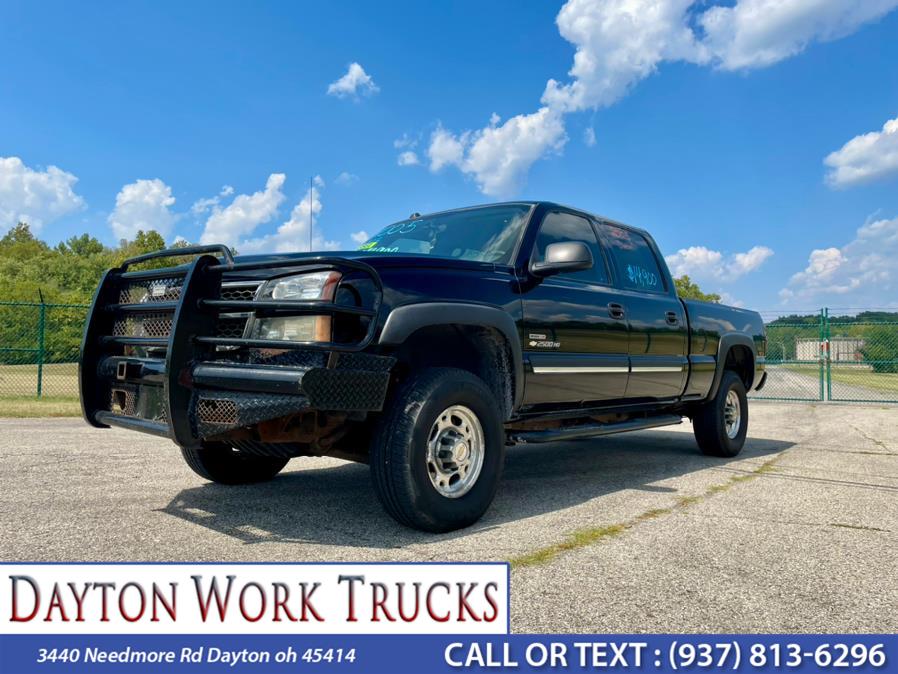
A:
80 202 767 532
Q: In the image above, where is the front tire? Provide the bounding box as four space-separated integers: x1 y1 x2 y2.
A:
370 368 505 532
180 443 288 484
693 370 748 457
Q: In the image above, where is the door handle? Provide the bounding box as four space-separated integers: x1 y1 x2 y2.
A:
608 303 625 319
665 311 679 325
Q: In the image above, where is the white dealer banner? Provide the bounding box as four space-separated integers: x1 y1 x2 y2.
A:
1 563 509 635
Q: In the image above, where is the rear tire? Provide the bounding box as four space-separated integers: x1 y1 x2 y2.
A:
180 443 288 484
693 370 748 458
370 367 505 532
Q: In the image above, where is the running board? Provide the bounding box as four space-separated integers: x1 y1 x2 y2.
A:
506 414 682 445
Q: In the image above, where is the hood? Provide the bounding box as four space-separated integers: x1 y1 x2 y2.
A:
224 251 503 281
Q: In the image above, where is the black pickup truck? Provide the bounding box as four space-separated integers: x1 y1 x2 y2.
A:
80 202 767 532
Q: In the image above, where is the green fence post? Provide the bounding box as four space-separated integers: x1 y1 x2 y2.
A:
36 300 46 398
824 307 832 402
817 308 824 401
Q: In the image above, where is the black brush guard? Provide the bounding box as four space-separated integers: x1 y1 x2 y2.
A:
79 245 393 448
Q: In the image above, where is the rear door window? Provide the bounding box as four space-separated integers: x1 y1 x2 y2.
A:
597 223 666 292
532 212 609 285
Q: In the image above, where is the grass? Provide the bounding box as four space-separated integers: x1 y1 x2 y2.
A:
511 524 630 567
0 362 81 417
0 395 81 417
0 362 79 396
780 363 898 395
509 457 781 569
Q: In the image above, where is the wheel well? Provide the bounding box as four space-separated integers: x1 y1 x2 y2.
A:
725 344 754 389
390 325 515 419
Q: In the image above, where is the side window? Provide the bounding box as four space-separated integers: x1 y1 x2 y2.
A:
598 223 665 292
532 212 609 284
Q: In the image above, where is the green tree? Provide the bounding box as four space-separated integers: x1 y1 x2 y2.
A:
860 326 898 373
673 275 720 302
0 222 50 258
0 226 172 303
56 233 105 257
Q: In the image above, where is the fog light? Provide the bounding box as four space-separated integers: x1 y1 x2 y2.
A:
253 315 331 343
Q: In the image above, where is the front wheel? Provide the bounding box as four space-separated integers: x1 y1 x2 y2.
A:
693 370 749 457
370 368 505 532
180 443 289 484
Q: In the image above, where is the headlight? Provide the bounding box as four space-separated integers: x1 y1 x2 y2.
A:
266 272 338 301
250 271 340 343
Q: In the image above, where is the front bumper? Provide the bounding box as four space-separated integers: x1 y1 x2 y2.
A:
79 245 390 447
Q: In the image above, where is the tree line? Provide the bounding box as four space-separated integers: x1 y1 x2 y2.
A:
0 224 185 365
0 223 177 305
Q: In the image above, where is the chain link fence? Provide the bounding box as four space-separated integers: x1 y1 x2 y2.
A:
752 308 898 404
0 302 88 399
0 301 895 404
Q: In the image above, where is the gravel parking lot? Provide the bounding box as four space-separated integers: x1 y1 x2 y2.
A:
1 403 896 633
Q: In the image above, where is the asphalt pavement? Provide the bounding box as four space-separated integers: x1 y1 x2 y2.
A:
1 403 896 632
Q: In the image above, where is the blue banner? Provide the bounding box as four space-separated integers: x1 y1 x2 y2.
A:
1 634 894 673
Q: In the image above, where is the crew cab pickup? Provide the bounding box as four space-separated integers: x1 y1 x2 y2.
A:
80 202 767 532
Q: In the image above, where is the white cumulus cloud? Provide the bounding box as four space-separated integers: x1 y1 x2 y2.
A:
239 175 339 253
334 171 359 186
190 185 236 216
542 0 898 110
780 215 898 304
397 151 420 167
699 0 898 71
0 156 85 232
542 0 705 113
351 230 370 244
583 127 597 148
426 108 567 197
108 178 177 240
393 133 418 150
427 126 466 172
665 244 774 281
419 0 898 197
199 174 286 246
824 115 898 188
326 62 379 100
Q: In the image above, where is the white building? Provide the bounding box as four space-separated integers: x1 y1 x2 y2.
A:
795 338 865 362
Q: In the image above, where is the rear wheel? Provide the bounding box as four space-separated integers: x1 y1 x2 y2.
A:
180 443 288 484
370 367 505 532
693 370 748 458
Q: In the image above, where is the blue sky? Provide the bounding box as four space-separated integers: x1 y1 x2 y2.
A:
1 0 898 312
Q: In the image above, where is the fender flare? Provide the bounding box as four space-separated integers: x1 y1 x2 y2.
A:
707 333 757 400
378 302 524 410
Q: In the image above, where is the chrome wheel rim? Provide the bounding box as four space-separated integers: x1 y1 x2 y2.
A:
426 405 484 499
724 390 741 439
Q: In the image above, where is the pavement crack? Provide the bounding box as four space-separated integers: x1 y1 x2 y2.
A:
510 455 782 569
849 424 894 454
829 522 890 533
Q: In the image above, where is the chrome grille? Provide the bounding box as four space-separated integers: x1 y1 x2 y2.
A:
215 316 248 339
220 284 259 301
214 282 260 343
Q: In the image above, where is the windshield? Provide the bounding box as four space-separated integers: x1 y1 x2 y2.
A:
356 204 532 264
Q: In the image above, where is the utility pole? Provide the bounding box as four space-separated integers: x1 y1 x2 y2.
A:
309 176 314 252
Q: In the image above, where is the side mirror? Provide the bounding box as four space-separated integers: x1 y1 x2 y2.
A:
531 241 593 277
